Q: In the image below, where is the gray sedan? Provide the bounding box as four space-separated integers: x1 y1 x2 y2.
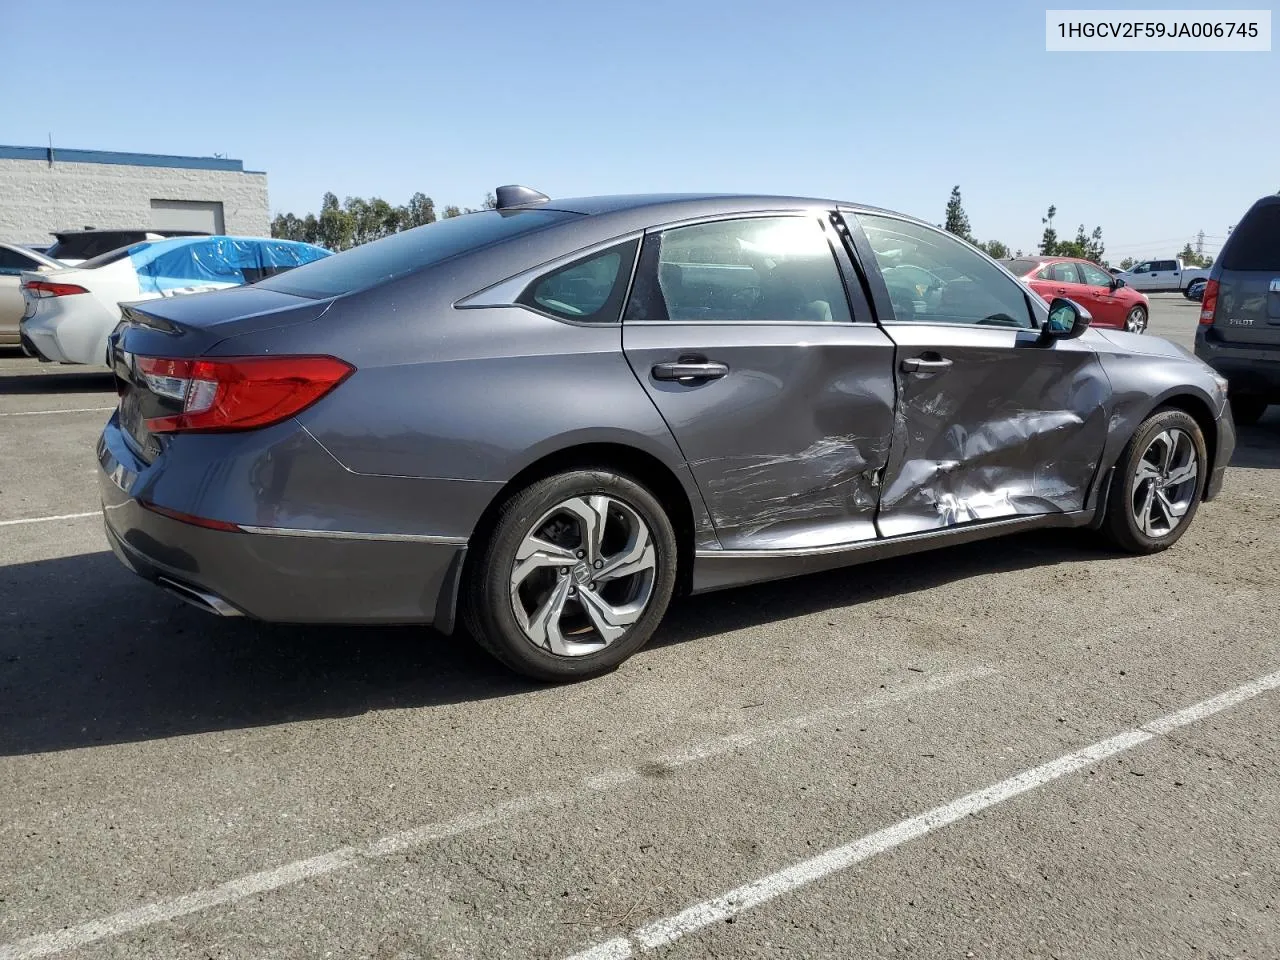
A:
98 189 1235 680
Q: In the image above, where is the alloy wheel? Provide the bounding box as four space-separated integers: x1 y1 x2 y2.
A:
1130 428 1198 538
509 495 657 657
1125 307 1147 333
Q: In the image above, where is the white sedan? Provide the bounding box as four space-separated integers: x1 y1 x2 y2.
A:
20 236 329 365
1 242 64 346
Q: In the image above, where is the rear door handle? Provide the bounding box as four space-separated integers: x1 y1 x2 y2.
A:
901 356 953 374
651 360 729 382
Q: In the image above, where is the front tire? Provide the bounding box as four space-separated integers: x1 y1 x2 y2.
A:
1124 305 1148 334
462 469 678 681
1102 409 1207 554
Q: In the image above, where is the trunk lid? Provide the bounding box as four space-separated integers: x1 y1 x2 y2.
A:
110 286 335 462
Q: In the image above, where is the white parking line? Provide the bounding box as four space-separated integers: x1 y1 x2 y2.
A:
0 407 114 417
0 665 993 960
0 512 98 528
565 668 1280 960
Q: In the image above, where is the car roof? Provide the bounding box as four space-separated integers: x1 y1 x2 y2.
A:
512 191 906 220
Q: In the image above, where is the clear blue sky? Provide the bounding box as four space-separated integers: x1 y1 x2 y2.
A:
3 0 1275 261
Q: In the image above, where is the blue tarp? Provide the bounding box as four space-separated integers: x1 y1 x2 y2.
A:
129 236 331 295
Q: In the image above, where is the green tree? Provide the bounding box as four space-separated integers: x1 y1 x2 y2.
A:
318 192 354 251
944 186 973 242
1039 205 1059 256
442 205 463 219
1086 225 1105 264
403 192 436 228
270 212 304 241
1119 256 1136 270
482 191 497 210
979 239 1010 259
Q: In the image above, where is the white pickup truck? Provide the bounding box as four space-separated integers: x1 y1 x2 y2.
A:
1117 258 1210 293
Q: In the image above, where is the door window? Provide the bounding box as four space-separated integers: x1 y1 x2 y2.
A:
1046 262 1082 283
1156 260 1178 271
1078 262 1113 287
520 242 636 322
855 214 1033 328
1132 262 1152 274
625 217 851 323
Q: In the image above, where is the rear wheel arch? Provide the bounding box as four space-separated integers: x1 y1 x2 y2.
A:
466 442 697 596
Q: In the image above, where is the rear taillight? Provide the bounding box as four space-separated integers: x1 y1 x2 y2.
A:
1199 279 1219 325
137 355 355 433
22 280 88 298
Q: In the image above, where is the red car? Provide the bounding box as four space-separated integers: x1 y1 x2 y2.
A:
1001 256 1151 333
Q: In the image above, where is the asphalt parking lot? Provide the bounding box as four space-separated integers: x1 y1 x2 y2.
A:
2 294 1278 959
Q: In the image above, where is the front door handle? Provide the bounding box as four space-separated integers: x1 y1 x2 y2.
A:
652 360 729 382
901 356 953 374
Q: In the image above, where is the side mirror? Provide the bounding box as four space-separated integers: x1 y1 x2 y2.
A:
1040 297 1092 343
1111 276 1125 289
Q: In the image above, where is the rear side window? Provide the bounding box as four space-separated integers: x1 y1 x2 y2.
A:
1043 262 1081 283
626 216 852 323
1220 203 1280 271
256 209 579 299
518 240 638 323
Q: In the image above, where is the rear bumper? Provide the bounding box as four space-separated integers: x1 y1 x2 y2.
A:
98 421 468 628
1195 332 1280 398
19 319 69 362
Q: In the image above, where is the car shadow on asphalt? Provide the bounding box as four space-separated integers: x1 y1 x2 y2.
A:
1231 410 1280 469
0 370 115 395
0 529 1116 757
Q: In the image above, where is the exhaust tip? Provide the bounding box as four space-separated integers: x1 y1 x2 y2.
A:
157 577 243 617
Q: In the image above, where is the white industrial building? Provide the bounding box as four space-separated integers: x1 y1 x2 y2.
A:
0 145 270 245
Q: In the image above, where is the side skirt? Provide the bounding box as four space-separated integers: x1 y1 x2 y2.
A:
691 510 1094 594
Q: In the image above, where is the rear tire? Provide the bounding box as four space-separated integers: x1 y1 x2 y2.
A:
1230 394 1268 426
461 469 678 682
1102 409 1207 554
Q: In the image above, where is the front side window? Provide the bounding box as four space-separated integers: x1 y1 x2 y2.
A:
625 216 852 323
855 214 1033 328
1132 262 1152 273
1078 262 1113 287
518 241 636 323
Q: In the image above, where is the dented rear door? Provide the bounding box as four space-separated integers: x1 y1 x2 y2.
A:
621 213 897 551
847 211 1110 539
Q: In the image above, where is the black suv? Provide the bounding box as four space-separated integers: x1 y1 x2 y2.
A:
1195 195 1280 425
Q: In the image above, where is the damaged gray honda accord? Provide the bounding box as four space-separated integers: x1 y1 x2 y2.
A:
99 187 1235 680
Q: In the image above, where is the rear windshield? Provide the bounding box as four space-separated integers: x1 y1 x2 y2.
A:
77 244 146 269
1220 203 1280 271
47 232 145 260
1001 258 1042 276
256 209 579 299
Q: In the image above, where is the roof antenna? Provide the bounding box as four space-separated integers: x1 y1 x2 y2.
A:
494 185 549 209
